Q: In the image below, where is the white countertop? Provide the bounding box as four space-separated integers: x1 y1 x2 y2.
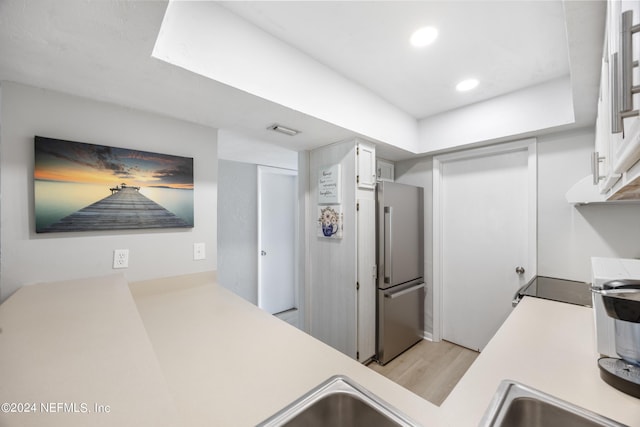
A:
0 274 182 427
129 272 442 427
441 297 640 426
1 272 639 426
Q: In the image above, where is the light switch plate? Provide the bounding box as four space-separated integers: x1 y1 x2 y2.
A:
194 243 206 260
113 249 129 269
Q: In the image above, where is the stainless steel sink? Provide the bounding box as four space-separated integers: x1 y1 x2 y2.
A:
256 375 421 427
480 380 628 427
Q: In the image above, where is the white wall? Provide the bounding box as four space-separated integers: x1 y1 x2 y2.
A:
308 140 358 358
298 151 310 333
537 127 640 281
0 82 218 301
217 160 258 304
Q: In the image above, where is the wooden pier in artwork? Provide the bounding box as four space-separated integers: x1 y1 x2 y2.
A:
109 183 140 195
41 187 190 232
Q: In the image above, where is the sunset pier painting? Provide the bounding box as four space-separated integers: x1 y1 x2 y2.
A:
35 136 194 233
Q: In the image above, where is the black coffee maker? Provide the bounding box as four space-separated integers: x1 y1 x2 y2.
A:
592 280 640 398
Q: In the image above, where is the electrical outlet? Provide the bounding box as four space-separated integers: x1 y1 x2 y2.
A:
113 249 129 269
194 243 206 260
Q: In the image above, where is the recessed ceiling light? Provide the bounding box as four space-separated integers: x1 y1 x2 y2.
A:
410 26 438 47
456 78 479 92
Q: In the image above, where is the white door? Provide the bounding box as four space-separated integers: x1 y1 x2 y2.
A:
258 166 297 315
434 140 536 351
357 198 376 362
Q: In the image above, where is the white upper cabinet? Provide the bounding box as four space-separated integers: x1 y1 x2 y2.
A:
594 0 640 200
357 141 376 190
376 159 395 182
611 1 640 175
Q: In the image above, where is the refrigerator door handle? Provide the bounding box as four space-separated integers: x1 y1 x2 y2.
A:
384 206 392 284
384 283 425 299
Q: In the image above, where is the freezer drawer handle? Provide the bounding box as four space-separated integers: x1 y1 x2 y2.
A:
384 283 425 299
384 206 392 284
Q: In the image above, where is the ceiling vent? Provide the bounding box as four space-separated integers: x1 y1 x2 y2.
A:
267 124 301 136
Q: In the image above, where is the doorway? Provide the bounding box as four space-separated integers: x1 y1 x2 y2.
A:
433 139 537 351
257 166 298 316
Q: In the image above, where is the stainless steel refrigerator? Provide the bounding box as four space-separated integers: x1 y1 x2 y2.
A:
376 181 425 365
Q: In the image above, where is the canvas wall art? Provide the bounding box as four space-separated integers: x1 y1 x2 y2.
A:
318 164 341 204
34 136 194 233
317 205 343 239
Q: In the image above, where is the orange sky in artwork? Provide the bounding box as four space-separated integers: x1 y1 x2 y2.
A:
34 168 195 189
34 167 117 185
34 138 194 190
165 183 193 190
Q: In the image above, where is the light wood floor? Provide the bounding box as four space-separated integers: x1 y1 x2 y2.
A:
368 340 479 406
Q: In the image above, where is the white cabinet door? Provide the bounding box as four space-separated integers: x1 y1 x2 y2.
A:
357 198 376 362
376 159 395 182
596 54 621 193
357 142 376 189
610 0 640 176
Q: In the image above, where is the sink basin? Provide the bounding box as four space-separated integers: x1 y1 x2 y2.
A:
256 375 421 427
480 380 627 427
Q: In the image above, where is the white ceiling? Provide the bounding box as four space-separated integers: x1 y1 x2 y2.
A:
220 1 571 119
0 1 605 161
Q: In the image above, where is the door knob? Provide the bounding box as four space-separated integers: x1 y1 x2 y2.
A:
515 266 525 275
260 250 267 256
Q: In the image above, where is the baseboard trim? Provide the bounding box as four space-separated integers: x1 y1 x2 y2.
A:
422 331 434 342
